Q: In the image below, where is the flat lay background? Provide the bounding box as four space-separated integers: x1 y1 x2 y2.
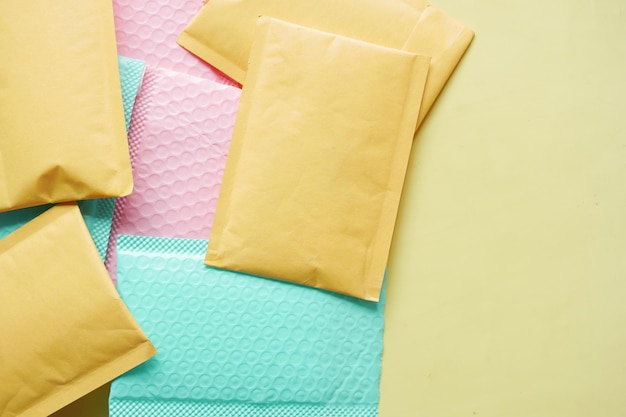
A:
52 0 626 415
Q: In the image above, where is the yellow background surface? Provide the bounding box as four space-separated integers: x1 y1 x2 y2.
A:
52 0 626 415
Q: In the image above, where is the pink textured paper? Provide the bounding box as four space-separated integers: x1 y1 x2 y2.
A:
105 66 241 282
113 0 237 85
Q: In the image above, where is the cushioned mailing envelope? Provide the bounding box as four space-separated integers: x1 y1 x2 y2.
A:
112 235 387 417
403 6 474 126
113 0 232 83
0 56 145 260
0 0 133 212
0 204 156 417
104 66 240 282
204 17 429 301
178 0 420 83
177 0 473 126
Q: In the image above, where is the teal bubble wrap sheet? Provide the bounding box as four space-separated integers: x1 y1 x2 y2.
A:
0 56 144 260
118 56 146 130
111 235 385 417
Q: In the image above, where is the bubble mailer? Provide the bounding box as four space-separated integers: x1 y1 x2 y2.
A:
178 0 473 128
0 0 134 212
111 235 386 417
118 56 146 130
0 56 145 260
104 66 241 282
0 205 156 417
204 18 429 301
113 0 234 85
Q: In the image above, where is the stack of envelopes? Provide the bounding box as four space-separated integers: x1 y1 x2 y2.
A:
0 0 473 416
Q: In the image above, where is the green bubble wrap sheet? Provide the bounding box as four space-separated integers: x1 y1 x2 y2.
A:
0 56 144 260
111 235 386 417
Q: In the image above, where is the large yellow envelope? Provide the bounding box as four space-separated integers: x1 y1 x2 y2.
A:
0 204 156 417
177 0 473 127
0 0 132 212
204 17 430 301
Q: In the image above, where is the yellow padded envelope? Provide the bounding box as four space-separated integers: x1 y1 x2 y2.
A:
0 0 132 212
403 6 474 127
0 204 156 417
205 17 430 301
177 0 473 127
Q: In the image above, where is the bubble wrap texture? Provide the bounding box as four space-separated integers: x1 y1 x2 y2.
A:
0 56 144 260
110 235 384 417
105 66 240 282
118 56 146 129
113 0 235 85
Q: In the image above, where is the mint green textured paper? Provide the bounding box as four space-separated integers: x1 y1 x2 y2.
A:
0 56 144 260
111 235 385 417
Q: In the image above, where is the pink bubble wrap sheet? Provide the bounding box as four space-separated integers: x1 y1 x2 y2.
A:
113 0 236 85
105 65 241 282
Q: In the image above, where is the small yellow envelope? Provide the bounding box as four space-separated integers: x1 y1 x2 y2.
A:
0 204 156 417
0 0 132 212
205 17 430 301
177 0 473 127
